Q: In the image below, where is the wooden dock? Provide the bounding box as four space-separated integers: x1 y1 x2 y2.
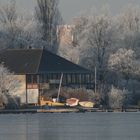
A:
0 108 80 114
37 108 79 113
0 108 139 114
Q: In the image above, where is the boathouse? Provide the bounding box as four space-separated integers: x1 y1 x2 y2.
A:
0 49 94 104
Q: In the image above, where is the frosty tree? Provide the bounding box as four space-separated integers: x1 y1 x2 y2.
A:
0 0 36 50
117 5 140 59
108 48 140 83
35 0 63 53
73 11 117 100
0 63 19 104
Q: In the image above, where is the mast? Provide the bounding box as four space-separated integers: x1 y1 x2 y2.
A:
57 73 63 102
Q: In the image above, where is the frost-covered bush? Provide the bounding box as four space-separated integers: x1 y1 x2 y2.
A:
108 86 127 108
0 63 19 105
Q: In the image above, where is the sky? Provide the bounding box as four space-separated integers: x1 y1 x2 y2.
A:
1 0 140 23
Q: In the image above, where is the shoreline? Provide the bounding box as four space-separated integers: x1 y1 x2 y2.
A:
0 108 139 114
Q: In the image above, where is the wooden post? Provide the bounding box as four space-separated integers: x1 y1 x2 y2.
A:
37 75 40 106
25 74 28 105
95 67 97 94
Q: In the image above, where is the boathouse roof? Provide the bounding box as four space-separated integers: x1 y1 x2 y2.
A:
0 49 92 74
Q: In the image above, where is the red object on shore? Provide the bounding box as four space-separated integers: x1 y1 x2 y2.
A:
66 98 79 107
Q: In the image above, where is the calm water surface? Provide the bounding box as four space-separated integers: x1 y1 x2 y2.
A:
0 112 140 140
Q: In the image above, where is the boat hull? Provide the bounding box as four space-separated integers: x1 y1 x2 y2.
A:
79 101 94 108
66 98 79 107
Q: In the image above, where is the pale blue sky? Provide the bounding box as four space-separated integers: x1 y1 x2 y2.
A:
1 0 140 23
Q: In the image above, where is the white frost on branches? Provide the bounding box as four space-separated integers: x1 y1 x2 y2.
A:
108 48 140 76
0 63 19 104
108 48 134 71
108 86 126 108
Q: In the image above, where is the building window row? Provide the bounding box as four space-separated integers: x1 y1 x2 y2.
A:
26 73 94 85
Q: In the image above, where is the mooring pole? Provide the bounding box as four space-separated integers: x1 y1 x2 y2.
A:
95 66 97 94
25 74 28 106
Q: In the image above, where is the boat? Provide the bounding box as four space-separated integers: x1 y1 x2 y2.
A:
39 97 65 107
66 98 79 107
79 101 94 108
45 101 65 107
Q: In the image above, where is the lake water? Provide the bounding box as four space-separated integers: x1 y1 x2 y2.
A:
0 112 140 140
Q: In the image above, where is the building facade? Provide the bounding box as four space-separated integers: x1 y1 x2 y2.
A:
0 49 94 104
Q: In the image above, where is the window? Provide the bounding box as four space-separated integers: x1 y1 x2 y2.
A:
26 75 32 84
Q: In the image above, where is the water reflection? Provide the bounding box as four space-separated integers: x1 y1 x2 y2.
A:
0 114 39 140
0 113 140 140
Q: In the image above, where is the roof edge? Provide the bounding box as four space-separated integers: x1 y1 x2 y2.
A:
36 49 43 73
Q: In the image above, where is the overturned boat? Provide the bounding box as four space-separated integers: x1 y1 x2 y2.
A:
79 101 94 108
66 98 79 107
